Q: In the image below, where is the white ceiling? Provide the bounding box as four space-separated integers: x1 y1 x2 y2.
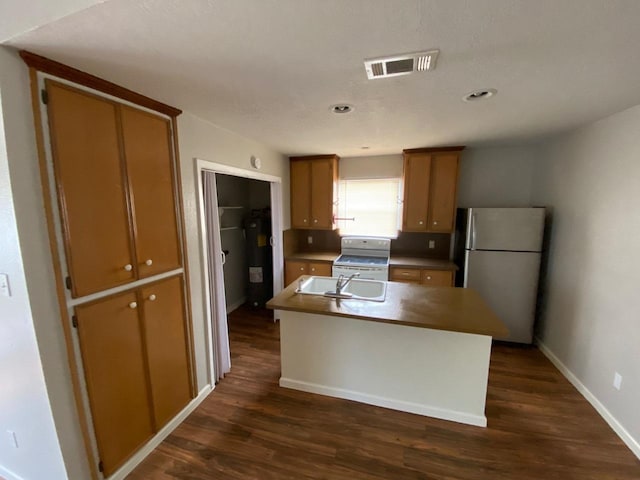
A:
5 0 640 157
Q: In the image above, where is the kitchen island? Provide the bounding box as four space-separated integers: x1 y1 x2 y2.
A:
266 277 508 427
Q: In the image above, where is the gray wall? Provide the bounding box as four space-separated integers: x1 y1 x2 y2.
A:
531 105 640 452
457 146 537 208
0 47 68 480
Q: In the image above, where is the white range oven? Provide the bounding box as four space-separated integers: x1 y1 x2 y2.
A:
332 237 391 281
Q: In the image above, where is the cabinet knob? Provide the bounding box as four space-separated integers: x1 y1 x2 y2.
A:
300 267 304 271
129 301 137 309
145 259 153 266
303 219 308 223
313 219 318 223
311 268 315 272
148 294 157 301
419 221 424 225
433 221 438 225
427 276 432 280
124 264 133 271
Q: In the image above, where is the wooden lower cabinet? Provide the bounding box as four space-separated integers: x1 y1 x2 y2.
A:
75 275 191 476
284 260 333 286
390 267 454 287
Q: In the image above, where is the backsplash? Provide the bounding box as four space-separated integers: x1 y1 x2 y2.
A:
285 229 451 259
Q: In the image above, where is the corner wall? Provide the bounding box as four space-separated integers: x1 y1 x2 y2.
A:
0 47 69 480
532 104 640 455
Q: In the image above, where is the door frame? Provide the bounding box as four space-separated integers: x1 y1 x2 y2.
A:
195 158 284 386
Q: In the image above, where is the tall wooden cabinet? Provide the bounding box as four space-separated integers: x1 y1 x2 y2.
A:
47 81 182 297
31 72 193 478
402 147 463 233
290 155 338 229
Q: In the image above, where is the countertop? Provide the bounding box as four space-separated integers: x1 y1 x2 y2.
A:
267 276 508 337
285 252 458 271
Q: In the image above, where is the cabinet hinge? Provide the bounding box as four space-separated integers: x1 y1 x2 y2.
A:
65 276 72 290
72 315 78 329
41 89 49 105
98 460 104 473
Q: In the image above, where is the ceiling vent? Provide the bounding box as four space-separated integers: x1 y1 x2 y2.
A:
364 50 439 80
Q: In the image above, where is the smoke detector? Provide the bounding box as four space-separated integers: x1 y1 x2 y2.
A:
364 49 439 80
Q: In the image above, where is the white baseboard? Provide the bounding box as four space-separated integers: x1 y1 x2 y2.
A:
108 385 214 480
0 465 24 480
226 296 247 314
536 338 640 460
279 377 487 428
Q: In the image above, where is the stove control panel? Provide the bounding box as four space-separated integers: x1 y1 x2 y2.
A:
341 237 391 251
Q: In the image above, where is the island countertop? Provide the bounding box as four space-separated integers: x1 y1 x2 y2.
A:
267 276 508 338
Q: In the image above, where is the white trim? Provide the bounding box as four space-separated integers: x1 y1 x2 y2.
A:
279 378 487 428
226 296 247 314
536 338 640 460
0 465 25 480
68 268 184 306
107 385 213 480
195 157 284 386
195 158 282 184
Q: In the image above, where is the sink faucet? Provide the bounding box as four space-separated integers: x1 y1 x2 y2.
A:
335 273 360 295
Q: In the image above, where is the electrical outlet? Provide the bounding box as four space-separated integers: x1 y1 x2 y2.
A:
7 430 18 448
0 273 10 297
428 240 435 249
307 236 313 245
613 372 623 390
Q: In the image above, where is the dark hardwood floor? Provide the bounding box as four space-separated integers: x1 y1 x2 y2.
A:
128 306 640 479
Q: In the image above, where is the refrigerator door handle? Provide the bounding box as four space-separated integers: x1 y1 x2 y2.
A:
471 212 477 250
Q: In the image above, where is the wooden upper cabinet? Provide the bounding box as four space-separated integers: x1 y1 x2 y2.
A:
121 106 181 277
402 147 463 233
140 276 191 428
290 155 338 230
46 80 135 297
290 160 311 228
75 291 154 477
428 153 460 232
402 153 431 231
46 81 183 296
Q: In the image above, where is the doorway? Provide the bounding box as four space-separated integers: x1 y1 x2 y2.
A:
196 159 284 386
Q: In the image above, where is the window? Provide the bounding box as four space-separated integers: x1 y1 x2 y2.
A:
336 178 401 237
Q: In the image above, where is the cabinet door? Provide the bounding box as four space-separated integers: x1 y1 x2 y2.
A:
75 291 154 477
121 107 181 277
285 260 308 286
290 160 311 228
140 276 192 428
310 158 335 229
390 267 421 283
420 269 454 287
309 262 332 277
46 81 135 297
402 153 431 231
427 153 459 232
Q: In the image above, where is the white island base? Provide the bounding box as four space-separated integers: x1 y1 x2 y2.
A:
279 311 492 427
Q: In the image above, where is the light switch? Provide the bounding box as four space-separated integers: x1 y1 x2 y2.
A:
428 240 436 249
0 274 10 297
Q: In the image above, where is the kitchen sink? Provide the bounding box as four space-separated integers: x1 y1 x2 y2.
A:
296 276 387 302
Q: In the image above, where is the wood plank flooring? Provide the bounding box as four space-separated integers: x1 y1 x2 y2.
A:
127 306 640 480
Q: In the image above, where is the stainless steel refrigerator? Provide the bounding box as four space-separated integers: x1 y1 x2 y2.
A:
455 208 545 344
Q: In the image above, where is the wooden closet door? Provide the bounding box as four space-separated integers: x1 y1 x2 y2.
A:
46 81 135 297
290 160 311 228
402 153 431 231
75 291 154 477
121 106 181 278
140 276 192 428
310 158 334 228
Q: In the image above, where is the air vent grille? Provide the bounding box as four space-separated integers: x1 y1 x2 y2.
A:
364 49 439 80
